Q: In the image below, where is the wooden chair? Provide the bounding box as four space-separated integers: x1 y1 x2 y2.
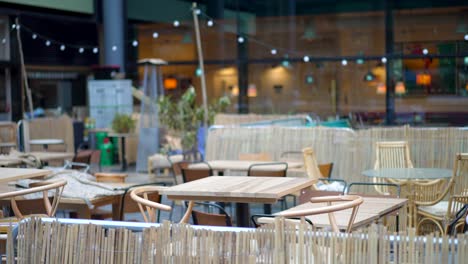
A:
130 186 232 226
0 180 67 219
189 202 232 227
181 162 212 183
373 141 413 195
277 195 364 233
415 153 468 234
302 147 346 191
318 163 333 178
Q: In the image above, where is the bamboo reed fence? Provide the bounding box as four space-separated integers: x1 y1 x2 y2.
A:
205 126 468 183
10 217 468 264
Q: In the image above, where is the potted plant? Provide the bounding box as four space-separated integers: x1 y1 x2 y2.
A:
112 113 136 134
158 86 230 152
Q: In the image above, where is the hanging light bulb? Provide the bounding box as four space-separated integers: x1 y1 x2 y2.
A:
303 55 310 62
132 40 138 47
363 71 376 82
152 32 159 38
32 34 37 40
341 59 348 66
173 20 180 27
194 9 201 15
60 44 66 51
237 36 245 43
464 34 468 41
78 47 84 53
270 49 277 55
381 57 387 64
112 45 117 51
395 81 406 94
93 47 99 54
207 20 214 27
11 24 16 29
45 40 51 46
422 48 429 55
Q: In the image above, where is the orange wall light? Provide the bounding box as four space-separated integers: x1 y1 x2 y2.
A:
164 78 178 90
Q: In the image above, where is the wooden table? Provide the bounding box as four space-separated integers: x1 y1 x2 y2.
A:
29 139 65 151
276 196 408 230
161 176 315 227
0 168 51 183
0 152 74 167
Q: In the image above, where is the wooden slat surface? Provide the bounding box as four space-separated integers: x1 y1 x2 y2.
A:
276 196 407 229
162 176 314 203
28 152 74 161
189 160 303 171
0 168 51 183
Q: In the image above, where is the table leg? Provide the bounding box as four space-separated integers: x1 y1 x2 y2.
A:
112 196 122 221
121 137 127 171
235 203 250 227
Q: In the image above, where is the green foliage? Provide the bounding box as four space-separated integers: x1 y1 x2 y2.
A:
112 114 136 133
158 86 230 150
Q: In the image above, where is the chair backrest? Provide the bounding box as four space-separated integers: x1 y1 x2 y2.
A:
239 152 272 161
190 202 232 227
277 195 364 233
129 186 170 223
181 162 212 183
448 153 468 216
0 180 67 219
247 162 288 177
302 147 324 185
318 163 333 178
374 141 414 169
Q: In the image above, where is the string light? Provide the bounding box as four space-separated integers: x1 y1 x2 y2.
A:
152 32 159 39
132 40 138 47
32 34 37 39
422 48 428 55
270 49 277 55
207 20 214 27
464 34 468 41
195 9 201 15
303 55 310 62
237 36 245 43
78 47 84 53
173 20 180 27
60 44 66 51
112 45 117 51
381 57 387 64
45 40 51 46
93 47 99 54
11 24 16 29
341 59 348 66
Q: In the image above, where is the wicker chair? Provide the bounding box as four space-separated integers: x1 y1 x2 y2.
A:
0 180 66 219
415 153 468 234
373 141 413 195
302 147 346 191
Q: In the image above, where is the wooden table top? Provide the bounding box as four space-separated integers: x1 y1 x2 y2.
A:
28 152 74 161
276 196 407 230
0 168 51 183
189 160 303 171
161 176 314 203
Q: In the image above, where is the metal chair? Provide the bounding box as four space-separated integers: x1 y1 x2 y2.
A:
189 202 232 227
181 162 213 183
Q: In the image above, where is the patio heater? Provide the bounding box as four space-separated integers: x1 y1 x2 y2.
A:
136 58 167 172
